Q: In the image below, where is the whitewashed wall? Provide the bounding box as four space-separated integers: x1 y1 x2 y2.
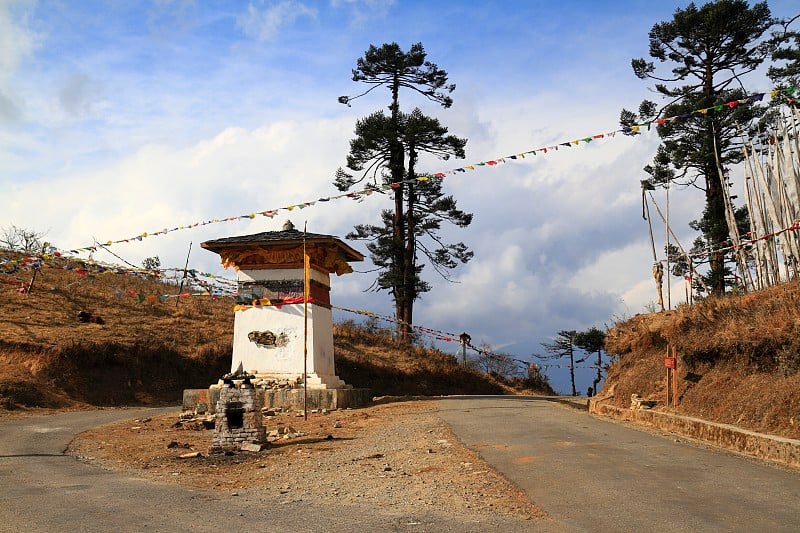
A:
231 304 336 379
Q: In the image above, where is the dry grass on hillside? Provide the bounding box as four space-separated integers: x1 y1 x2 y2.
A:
1 258 234 350
333 320 527 396
603 280 800 438
1 251 233 409
0 250 540 411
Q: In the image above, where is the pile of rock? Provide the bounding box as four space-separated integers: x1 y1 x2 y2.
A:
211 376 305 391
253 377 302 390
267 425 306 441
208 372 266 455
630 394 658 410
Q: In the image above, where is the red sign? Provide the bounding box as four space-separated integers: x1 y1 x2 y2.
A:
664 357 676 369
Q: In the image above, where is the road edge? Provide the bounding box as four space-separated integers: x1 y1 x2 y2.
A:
590 401 800 470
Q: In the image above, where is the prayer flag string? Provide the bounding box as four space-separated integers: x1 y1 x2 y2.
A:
49 85 795 256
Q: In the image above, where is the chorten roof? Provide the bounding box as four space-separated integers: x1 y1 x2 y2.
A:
201 221 363 275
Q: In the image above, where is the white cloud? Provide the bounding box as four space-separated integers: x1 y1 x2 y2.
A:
3 116 364 270
237 0 318 41
58 72 105 117
0 0 39 84
330 0 395 27
0 0 40 122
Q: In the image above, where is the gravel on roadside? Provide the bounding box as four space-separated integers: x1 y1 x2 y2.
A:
69 399 546 523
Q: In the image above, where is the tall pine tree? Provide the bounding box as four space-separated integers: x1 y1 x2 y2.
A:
622 0 774 294
574 327 607 397
534 330 582 397
768 14 800 86
336 43 472 341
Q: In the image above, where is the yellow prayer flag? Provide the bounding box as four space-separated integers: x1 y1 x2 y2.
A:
304 251 311 303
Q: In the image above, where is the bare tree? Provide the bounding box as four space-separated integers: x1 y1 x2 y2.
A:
471 342 523 378
0 225 46 252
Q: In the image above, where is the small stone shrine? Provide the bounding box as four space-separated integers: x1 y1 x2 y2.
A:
209 365 266 454
189 222 371 412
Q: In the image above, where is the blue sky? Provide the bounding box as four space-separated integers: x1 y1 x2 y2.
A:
2 0 797 393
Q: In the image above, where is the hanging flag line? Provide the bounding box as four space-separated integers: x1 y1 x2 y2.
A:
2 249 608 373
464 341 600 369
536 363 604 370
0 249 238 296
233 296 311 312
654 218 800 264
330 304 602 371
465 341 532 367
53 86 798 257
121 288 227 304
331 304 462 342
415 87 797 181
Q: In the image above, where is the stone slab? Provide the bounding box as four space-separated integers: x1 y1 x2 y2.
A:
240 442 264 452
590 401 800 470
183 387 371 414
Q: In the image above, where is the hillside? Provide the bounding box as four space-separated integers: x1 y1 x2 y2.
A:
602 281 800 439
0 250 548 411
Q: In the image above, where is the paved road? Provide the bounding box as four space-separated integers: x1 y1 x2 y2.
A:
0 407 533 533
437 396 800 532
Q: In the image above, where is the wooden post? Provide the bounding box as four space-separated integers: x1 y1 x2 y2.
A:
176 242 192 308
666 183 671 310
666 366 671 407
672 346 679 408
303 224 310 421
662 345 680 408
458 332 471 368
25 266 38 296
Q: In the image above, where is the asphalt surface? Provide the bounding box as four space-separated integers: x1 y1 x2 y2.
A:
0 406 535 533
3 399 799 532
437 396 800 532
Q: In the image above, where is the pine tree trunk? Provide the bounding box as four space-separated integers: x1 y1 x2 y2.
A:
706 157 727 295
404 150 418 342
593 350 602 396
394 184 407 341
389 74 409 341
703 63 727 295
569 343 577 396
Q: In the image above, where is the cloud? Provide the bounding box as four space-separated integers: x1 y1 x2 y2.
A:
0 90 20 122
0 0 40 122
0 1 39 84
58 72 104 117
2 115 375 267
236 0 318 41
330 0 395 27
146 0 199 39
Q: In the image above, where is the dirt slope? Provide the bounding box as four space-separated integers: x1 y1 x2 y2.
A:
602 281 800 439
0 250 547 412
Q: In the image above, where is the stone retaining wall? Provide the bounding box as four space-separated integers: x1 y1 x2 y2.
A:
590 401 800 470
183 387 372 414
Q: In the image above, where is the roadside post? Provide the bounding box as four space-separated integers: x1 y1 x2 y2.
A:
664 346 677 407
672 346 678 407
459 332 471 368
